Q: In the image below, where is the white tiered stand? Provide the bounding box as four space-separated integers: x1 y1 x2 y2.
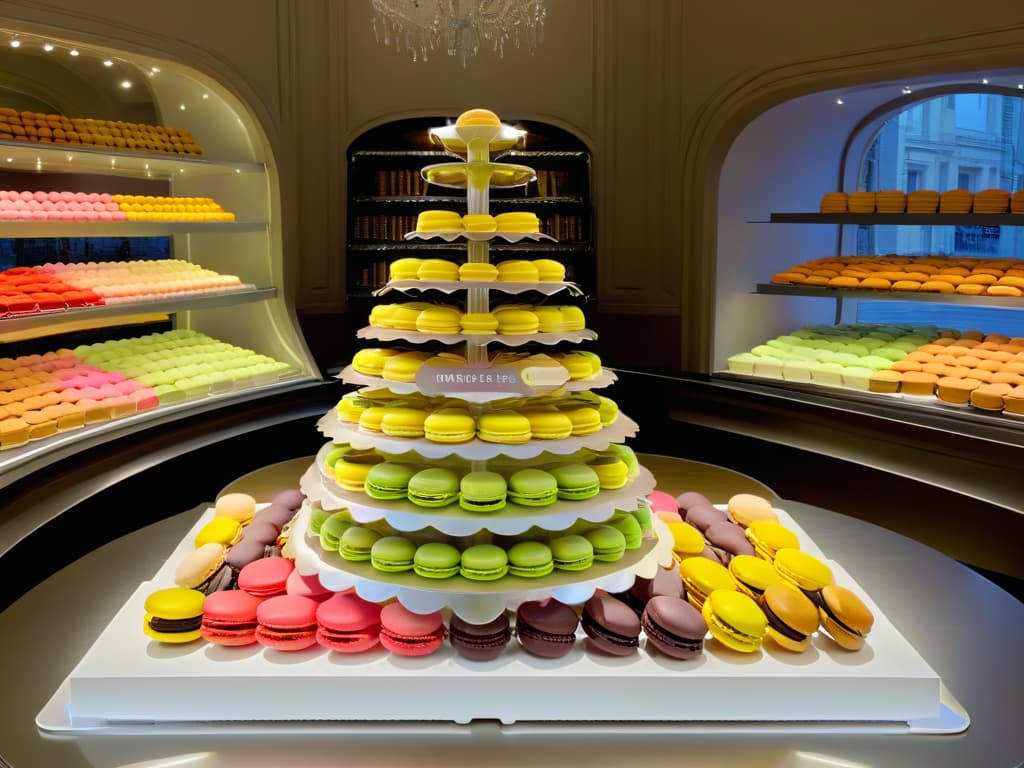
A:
39 119 966 734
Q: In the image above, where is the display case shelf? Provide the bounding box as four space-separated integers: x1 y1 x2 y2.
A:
0 286 276 337
352 195 586 206
348 242 591 254
754 283 1024 308
0 220 267 238
763 212 1024 225
0 140 265 179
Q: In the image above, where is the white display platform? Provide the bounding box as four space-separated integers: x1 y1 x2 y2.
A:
42 502 962 732
357 326 599 346
375 279 582 297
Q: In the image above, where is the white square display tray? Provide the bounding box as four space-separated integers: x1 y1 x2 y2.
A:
38 505 968 734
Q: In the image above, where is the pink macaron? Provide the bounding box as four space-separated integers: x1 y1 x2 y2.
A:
647 490 679 516
200 589 263 647
237 556 294 597
316 592 382 653
378 603 446 657
255 594 319 651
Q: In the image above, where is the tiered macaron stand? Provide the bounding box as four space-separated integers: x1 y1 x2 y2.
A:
299 118 668 623
38 116 965 734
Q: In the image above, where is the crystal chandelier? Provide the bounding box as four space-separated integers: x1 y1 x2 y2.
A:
371 0 546 66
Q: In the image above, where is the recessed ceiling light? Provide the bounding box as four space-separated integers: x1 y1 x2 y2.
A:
103 59 113 67
202 93 209 100
150 66 160 74
835 98 844 105
179 104 186 111
982 78 989 84
10 39 20 48
43 43 54 52
902 86 912 95
120 80 132 89
69 48 79 56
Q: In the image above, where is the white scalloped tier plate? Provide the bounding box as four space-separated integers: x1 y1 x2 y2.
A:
291 505 673 623
374 279 582 297
421 161 535 190
337 365 617 401
300 454 656 536
357 326 598 346
403 231 556 243
316 409 638 460
427 123 526 154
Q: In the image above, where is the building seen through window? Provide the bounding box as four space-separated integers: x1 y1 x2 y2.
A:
858 92 1023 258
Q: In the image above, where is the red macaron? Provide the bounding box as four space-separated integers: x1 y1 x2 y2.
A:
255 594 319 651
315 592 382 653
237 556 294 597
199 589 263 646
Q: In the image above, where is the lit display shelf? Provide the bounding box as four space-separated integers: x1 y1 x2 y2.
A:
0 220 266 238
754 282 1024 308
763 212 1024 225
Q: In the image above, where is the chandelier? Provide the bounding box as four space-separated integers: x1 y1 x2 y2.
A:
371 0 546 66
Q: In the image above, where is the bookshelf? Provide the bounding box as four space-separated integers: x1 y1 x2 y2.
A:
345 118 593 303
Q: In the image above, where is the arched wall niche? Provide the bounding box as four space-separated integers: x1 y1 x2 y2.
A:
683 23 1024 372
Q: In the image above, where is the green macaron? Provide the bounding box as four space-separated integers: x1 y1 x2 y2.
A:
549 534 595 571
507 469 558 507
584 525 627 562
309 506 331 536
370 535 417 572
339 526 382 561
507 541 554 578
413 542 461 579
319 512 354 552
459 471 508 513
607 512 644 549
365 462 420 501
460 544 509 581
407 468 461 508
549 464 600 501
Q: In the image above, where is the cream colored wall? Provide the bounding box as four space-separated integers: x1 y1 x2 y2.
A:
0 0 1023 368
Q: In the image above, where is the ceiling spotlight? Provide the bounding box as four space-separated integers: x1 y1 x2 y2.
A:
150 66 160 74
103 59 113 67
902 86 912 95
43 43 54 52
120 80 132 89
202 93 209 100
982 78 989 84
179 104 186 111
69 48 79 56
1018 84 1023 90
835 98 844 105
10 39 20 48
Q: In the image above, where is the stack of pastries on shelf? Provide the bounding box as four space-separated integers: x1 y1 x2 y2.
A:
726 322 1024 414
332 388 618 443
0 189 235 222
0 260 249 315
143 487 875 660
414 210 541 234
388 256 565 283
368 300 586 336
820 188 1024 214
0 107 204 155
0 329 296 449
771 254 1024 298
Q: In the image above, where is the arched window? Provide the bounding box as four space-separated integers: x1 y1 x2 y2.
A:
856 92 1023 258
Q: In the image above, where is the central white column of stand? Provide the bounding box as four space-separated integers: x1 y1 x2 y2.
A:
465 136 491 482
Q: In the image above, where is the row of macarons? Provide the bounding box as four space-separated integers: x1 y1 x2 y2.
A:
820 188 1024 214
334 392 618 444
0 190 234 221
0 106 202 154
324 444 639 504
368 301 586 335
389 257 565 284
646 490 874 654
771 254 1024 297
413 210 541 234
143 582 733 662
351 348 604 382
0 261 245 310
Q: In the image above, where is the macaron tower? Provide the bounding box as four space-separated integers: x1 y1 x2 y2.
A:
292 108 671 649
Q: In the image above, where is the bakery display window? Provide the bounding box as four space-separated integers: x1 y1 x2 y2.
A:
715 75 1024 436
0 27 319 487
